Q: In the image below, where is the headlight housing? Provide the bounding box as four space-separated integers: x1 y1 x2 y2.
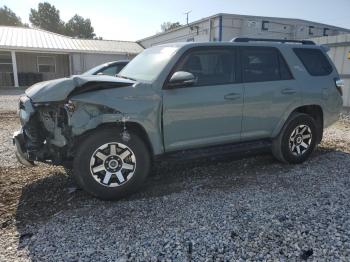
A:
18 95 35 125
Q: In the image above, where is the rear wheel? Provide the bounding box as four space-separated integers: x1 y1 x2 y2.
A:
272 113 318 164
73 127 151 200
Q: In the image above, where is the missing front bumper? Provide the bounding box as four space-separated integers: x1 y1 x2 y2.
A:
13 129 35 167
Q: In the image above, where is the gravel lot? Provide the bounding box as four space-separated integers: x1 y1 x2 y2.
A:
0 89 23 112
1 89 350 261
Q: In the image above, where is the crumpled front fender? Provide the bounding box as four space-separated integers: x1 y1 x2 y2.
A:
67 86 164 155
68 103 124 135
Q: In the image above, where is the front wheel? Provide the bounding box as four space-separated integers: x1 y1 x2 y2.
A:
73 127 151 200
272 113 318 164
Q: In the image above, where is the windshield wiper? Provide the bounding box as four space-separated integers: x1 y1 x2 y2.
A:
116 75 137 81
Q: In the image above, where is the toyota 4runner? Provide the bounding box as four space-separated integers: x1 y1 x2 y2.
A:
13 38 344 200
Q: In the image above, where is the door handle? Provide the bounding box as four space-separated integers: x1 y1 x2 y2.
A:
224 93 241 100
281 88 296 95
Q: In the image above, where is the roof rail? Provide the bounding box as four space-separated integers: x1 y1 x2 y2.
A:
231 37 316 45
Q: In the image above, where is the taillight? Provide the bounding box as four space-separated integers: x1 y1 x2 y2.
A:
334 78 344 96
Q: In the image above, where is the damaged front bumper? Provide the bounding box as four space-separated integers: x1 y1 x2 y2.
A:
13 129 35 167
13 95 72 166
13 93 124 167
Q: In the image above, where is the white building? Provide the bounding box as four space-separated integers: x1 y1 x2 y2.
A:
0 26 143 87
312 34 350 107
138 13 350 48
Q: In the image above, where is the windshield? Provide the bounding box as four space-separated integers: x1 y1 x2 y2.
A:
118 46 179 82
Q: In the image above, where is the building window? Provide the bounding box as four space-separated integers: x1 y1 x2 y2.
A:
0 52 13 72
37 56 56 73
323 28 330 36
308 26 314 35
262 21 269 31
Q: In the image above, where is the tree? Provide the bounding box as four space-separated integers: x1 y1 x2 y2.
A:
65 14 95 39
0 6 23 26
161 22 181 32
29 2 64 34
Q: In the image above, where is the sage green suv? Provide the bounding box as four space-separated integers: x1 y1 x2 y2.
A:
14 38 343 200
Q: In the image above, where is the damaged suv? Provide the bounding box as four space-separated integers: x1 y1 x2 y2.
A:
14 38 343 200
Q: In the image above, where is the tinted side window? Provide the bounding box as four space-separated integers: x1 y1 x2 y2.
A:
115 63 127 74
293 48 333 76
278 55 293 80
175 49 236 87
100 66 117 76
242 47 280 83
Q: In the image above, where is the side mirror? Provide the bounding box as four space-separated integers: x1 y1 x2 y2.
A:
97 72 104 75
168 71 196 88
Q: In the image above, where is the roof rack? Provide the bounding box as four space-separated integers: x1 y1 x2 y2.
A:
231 37 316 45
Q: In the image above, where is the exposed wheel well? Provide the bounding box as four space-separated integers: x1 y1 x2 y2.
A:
291 105 323 143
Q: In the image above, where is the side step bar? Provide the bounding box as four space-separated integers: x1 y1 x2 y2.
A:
157 140 271 162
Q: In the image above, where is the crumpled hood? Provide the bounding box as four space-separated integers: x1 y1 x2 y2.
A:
25 75 135 103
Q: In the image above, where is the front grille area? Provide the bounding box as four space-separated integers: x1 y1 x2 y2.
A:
23 112 45 151
24 126 43 150
18 97 69 164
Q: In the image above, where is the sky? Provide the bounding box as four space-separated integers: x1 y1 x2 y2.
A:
3 0 350 41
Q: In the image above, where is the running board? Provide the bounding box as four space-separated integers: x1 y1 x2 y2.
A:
156 140 272 161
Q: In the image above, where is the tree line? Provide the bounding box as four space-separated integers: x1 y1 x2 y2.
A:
0 2 99 39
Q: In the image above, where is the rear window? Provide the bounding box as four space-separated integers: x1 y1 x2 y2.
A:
293 48 333 76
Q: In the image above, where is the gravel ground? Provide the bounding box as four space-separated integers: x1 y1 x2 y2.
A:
0 89 23 112
1 90 350 261
0 112 21 168
0 89 24 168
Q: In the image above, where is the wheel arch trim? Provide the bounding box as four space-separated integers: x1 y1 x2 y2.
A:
272 104 324 139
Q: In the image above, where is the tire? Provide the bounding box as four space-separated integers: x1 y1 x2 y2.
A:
72 127 151 200
272 113 318 164
64 166 83 189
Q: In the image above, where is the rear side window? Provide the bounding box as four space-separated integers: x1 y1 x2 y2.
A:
242 47 293 83
293 48 333 76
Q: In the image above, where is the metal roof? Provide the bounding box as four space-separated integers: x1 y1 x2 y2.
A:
0 26 144 54
138 13 350 42
312 33 350 46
